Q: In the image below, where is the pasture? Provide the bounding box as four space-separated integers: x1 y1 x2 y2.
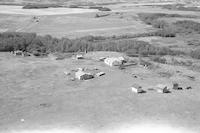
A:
0 52 200 133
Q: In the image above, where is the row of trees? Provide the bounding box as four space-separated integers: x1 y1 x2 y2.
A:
137 13 182 37
161 4 200 12
175 20 200 34
138 13 195 26
22 4 62 9
0 32 181 57
190 48 200 59
138 13 200 37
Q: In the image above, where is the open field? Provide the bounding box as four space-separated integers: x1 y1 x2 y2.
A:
0 5 98 15
1 52 200 133
0 5 156 38
0 13 153 38
0 2 200 38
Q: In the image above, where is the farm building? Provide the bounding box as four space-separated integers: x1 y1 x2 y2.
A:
76 55 84 60
155 84 169 93
13 50 24 56
131 84 144 93
96 72 105 77
75 70 94 80
104 57 125 67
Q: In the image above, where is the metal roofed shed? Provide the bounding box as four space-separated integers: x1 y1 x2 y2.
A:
155 84 170 93
76 55 84 60
96 72 105 77
75 70 94 80
131 84 145 93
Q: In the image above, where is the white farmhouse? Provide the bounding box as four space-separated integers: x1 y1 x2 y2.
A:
104 57 125 67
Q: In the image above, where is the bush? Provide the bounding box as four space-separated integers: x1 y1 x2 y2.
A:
68 5 80 8
155 28 176 37
0 32 37 52
161 4 200 12
152 20 169 29
125 49 139 57
158 71 173 78
151 56 167 64
138 13 200 37
137 13 179 37
23 4 61 9
190 48 200 59
138 13 194 26
98 7 111 11
174 20 200 34
27 36 47 54
89 6 103 9
187 39 200 46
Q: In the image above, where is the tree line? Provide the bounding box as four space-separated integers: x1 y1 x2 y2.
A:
138 13 200 37
0 32 182 57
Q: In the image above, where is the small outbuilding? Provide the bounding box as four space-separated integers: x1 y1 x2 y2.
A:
131 84 145 93
155 84 170 93
172 83 179 90
23 52 32 57
99 57 106 61
75 70 94 80
96 72 105 77
76 55 84 60
64 71 71 76
186 86 192 90
14 50 24 56
172 82 182 90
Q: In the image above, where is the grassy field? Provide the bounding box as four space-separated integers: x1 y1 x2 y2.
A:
0 5 155 38
0 2 200 38
0 51 200 133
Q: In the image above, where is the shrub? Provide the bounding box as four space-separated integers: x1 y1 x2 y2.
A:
23 4 61 9
190 48 200 59
89 6 103 9
151 56 167 64
68 5 80 8
187 39 200 46
152 20 169 29
161 4 200 12
27 36 47 54
174 20 200 34
125 49 139 57
98 7 111 11
156 28 176 37
171 58 193 66
158 71 173 78
138 13 195 26
138 13 200 37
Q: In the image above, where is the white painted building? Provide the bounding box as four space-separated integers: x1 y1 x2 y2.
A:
104 57 125 67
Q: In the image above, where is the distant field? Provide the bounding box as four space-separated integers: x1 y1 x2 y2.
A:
0 2 200 38
0 5 98 15
0 5 155 38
